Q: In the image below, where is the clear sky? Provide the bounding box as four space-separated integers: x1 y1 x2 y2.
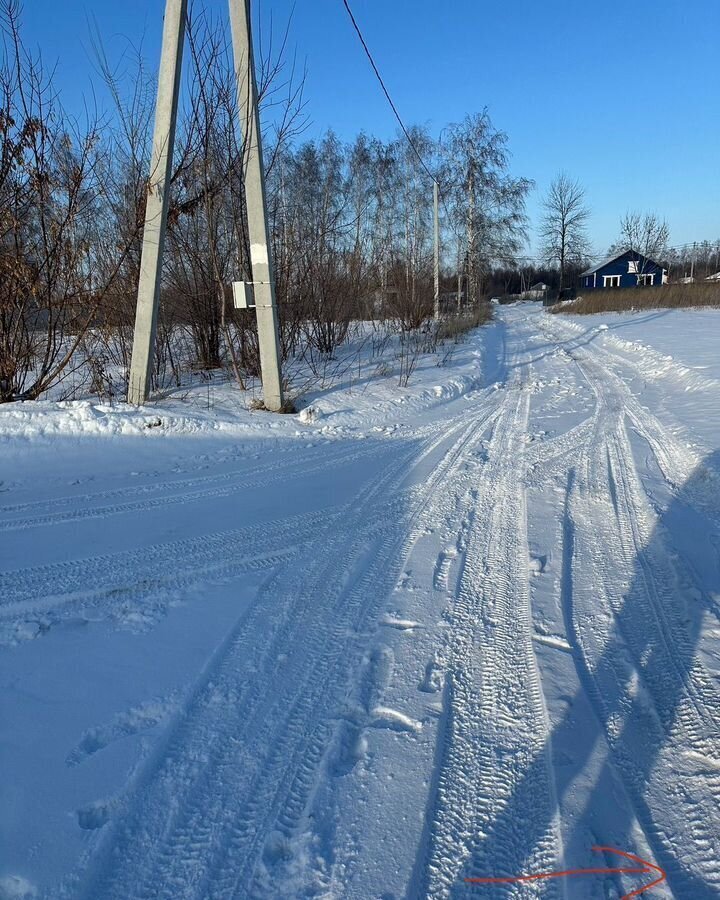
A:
23 0 720 258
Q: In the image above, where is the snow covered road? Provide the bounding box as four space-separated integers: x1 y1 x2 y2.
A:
2 305 720 899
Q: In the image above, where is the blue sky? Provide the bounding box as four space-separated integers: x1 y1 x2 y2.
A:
24 0 720 257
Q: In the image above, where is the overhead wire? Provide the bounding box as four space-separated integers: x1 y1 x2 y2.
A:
340 1 718 269
340 0 529 257
340 0 436 185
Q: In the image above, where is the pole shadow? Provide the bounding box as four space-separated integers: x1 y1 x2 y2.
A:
449 450 720 898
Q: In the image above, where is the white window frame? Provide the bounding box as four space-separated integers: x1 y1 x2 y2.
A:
628 260 639 273
603 275 621 288
636 273 654 286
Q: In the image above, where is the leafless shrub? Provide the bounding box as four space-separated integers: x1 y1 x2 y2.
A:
373 360 393 378
396 329 423 387
383 266 434 332
396 319 440 387
0 0 140 402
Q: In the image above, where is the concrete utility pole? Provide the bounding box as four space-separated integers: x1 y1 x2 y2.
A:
127 0 188 405
229 0 284 411
128 0 284 411
433 180 440 319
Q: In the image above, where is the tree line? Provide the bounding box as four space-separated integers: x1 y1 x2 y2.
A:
4 0 710 405
0 0 532 403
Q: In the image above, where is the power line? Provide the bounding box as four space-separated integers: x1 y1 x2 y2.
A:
340 0 436 185
340 0 487 251
340 2 719 270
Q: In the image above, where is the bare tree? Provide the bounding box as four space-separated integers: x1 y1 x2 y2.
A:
539 172 591 294
87 30 156 388
614 211 670 282
0 0 140 402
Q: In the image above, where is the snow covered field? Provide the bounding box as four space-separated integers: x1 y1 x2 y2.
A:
2 303 720 899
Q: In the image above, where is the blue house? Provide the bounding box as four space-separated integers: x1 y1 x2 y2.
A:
580 250 667 290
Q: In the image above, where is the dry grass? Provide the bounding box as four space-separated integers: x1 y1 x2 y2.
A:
437 302 493 341
551 283 720 315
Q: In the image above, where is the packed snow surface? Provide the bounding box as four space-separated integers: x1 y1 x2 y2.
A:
2 304 720 898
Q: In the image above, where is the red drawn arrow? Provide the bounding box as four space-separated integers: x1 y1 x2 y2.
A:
465 845 666 898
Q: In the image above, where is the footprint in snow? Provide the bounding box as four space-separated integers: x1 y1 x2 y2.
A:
331 647 422 776
66 694 179 767
419 660 443 693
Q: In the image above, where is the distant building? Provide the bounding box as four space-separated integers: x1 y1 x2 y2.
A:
580 250 668 290
519 282 549 300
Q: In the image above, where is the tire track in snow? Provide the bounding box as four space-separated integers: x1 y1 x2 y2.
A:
167 404 501 900
0 446 334 517
0 507 354 644
524 419 595 471
537 314 701 494
223 401 506 899
1 507 340 608
1 404 487 534
561 340 720 896
0 442 385 533
65 390 504 900
273 436 502 898
415 378 563 899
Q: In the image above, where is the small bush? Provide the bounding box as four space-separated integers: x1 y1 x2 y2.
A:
551 283 720 315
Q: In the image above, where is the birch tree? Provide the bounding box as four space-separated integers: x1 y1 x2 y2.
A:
441 111 531 303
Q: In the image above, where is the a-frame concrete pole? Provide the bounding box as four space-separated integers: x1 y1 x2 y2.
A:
228 0 284 411
127 0 188 405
